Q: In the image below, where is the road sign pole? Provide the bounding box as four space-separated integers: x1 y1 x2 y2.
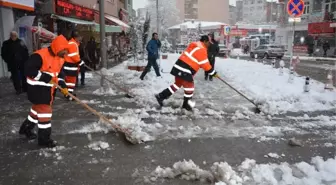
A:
290 21 295 68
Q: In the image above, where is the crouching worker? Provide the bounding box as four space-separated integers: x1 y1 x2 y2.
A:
19 35 70 148
155 35 218 111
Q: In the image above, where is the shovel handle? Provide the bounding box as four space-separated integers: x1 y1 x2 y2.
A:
53 82 130 135
216 76 257 106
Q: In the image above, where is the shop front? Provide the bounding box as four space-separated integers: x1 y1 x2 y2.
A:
53 0 96 35
0 0 34 77
308 22 335 56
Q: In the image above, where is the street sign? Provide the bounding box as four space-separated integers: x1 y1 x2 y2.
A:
288 17 301 22
287 0 304 17
224 26 231 36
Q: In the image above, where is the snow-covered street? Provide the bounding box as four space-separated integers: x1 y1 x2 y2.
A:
0 54 335 184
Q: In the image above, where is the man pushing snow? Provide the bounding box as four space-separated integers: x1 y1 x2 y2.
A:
155 35 218 111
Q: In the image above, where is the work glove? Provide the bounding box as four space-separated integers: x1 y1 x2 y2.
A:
211 71 219 78
60 88 69 96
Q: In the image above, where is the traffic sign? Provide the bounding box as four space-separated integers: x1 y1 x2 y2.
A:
287 0 304 17
224 26 231 36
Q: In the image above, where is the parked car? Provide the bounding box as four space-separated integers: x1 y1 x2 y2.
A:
250 45 285 59
218 44 230 57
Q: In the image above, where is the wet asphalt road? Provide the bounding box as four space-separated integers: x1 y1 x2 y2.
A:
236 56 336 86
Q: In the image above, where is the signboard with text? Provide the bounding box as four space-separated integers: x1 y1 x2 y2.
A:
56 0 94 21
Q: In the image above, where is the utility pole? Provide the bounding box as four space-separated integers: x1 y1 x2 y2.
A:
99 0 107 87
156 0 159 35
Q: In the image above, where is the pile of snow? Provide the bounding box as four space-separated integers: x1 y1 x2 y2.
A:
93 87 117 96
147 156 336 185
87 141 110 151
38 146 66 160
112 115 154 142
216 59 336 114
230 48 249 57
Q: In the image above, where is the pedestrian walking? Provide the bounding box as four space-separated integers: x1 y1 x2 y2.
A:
140 33 162 80
86 37 98 70
155 35 217 111
1 31 29 94
204 33 219 81
63 30 84 100
323 40 330 57
19 35 70 148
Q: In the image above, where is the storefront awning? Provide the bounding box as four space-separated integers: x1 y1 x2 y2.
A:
94 24 122 33
105 15 130 29
51 14 96 25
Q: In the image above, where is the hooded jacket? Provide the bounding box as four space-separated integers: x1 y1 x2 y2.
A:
25 35 69 105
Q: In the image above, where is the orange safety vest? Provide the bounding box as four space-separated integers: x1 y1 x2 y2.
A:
178 41 212 73
27 48 64 86
64 38 80 63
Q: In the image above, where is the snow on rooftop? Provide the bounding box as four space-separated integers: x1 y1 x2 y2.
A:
168 21 228 30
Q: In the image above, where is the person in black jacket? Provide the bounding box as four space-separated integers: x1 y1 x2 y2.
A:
205 33 219 81
1 31 29 94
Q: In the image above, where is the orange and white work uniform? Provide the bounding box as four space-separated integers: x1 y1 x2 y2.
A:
156 41 216 109
63 38 84 95
20 35 69 145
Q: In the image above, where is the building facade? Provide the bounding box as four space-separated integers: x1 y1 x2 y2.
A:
236 0 244 22
240 0 280 23
229 5 237 25
176 0 230 23
276 0 335 56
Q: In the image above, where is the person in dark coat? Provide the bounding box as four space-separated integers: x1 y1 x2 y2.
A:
205 33 219 81
140 32 161 80
86 36 97 70
1 31 29 94
322 40 330 57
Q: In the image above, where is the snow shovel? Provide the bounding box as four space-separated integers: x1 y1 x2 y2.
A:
216 76 262 113
84 64 134 98
53 83 140 144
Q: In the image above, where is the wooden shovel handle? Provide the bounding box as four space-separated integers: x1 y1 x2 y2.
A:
53 83 130 135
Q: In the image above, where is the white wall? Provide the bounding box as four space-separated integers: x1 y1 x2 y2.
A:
0 7 14 78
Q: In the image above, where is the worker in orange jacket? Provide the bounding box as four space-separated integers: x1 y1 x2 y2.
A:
20 35 70 148
63 30 84 100
155 35 218 111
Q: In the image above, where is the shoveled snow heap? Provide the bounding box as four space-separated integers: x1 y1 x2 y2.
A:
216 59 336 114
87 141 110 151
147 156 336 185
